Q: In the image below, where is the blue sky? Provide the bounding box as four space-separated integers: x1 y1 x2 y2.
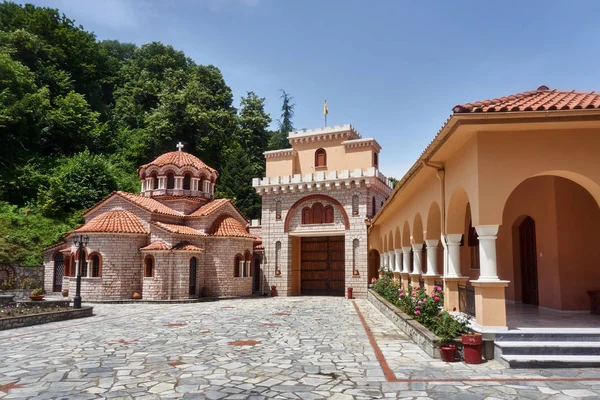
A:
24 0 600 178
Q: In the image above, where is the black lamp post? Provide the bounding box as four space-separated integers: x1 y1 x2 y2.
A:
72 234 89 309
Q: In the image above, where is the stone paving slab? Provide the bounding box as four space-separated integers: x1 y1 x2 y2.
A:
0 297 598 399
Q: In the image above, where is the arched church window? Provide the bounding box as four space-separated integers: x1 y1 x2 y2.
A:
312 202 324 224
151 173 158 189
352 195 359 216
183 173 191 190
353 239 360 271
302 207 311 224
275 200 282 220
234 254 242 277
166 172 175 189
144 256 154 277
315 148 327 168
324 205 334 223
275 241 281 272
90 253 101 277
189 257 197 295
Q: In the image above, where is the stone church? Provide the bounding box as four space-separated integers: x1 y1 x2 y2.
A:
253 125 393 298
43 146 262 300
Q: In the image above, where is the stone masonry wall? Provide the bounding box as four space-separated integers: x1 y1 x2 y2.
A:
202 237 253 297
260 186 388 299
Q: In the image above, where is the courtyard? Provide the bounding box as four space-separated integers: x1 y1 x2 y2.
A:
0 297 599 399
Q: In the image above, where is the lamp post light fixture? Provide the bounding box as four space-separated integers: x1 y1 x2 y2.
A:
72 234 89 309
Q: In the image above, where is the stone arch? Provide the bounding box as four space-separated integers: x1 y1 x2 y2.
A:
394 226 401 249
387 231 394 252
284 194 350 233
382 233 388 252
401 220 411 247
447 186 470 234
425 201 442 240
412 213 424 244
368 249 380 282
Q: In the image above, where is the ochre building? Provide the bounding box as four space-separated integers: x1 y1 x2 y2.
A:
368 86 600 331
253 125 393 298
43 148 262 300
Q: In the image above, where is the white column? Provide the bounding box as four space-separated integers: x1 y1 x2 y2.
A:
75 260 79 276
175 177 183 190
383 252 389 271
446 234 463 278
475 225 500 281
140 180 145 192
210 182 215 194
402 246 411 273
412 244 423 274
158 176 166 189
394 249 402 273
145 178 153 191
389 252 395 273
379 253 384 271
86 260 91 277
238 260 244 277
425 239 439 276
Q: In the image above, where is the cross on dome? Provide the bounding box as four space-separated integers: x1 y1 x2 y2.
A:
176 142 184 152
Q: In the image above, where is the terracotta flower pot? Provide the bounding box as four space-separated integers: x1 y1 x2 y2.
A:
440 345 457 362
275 269 281 276
132 292 142 300
462 333 483 364
353 269 360 276
29 295 45 301
61 289 69 297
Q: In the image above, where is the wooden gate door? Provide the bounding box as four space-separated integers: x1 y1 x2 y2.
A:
301 236 345 296
519 216 539 306
189 257 197 296
53 253 64 292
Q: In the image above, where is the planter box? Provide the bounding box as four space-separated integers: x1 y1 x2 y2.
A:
0 289 32 300
368 289 442 358
0 306 93 331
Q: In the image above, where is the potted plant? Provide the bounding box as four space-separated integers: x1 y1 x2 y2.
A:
460 316 482 364
132 291 142 300
434 311 469 362
62 289 69 297
29 288 45 301
353 269 360 276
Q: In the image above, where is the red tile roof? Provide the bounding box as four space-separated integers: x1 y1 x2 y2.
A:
140 241 170 251
211 216 253 238
453 86 600 113
152 221 207 236
117 192 183 216
138 151 217 174
188 198 230 217
172 242 204 252
75 208 148 234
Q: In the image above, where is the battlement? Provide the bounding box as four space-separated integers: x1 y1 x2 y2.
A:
288 124 361 144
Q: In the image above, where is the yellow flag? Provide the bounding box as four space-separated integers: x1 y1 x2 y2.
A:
323 100 328 116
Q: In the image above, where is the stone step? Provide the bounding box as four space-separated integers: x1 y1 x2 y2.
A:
497 341 600 356
495 333 600 342
501 354 600 368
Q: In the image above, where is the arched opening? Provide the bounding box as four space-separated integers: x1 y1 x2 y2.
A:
234 254 243 278
144 255 155 278
199 174 207 192
312 202 324 224
244 250 252 278
302 207 312 224
324 205 334 223
183 173 191 190
352 239 360 274
166 172 175 189
352 195 359 216
252 254 261 293
63 254 71 278
189 257 197 296
315 148 327 168
368 249 380 283
89 253 102 277
499 175 600 313
275 200 282 220
53 252 64 292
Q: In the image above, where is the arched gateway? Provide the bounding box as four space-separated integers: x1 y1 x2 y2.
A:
253 124 393 298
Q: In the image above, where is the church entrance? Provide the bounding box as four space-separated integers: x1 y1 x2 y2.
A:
300 236 345 296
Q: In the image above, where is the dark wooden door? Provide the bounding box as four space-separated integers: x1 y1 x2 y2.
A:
301 236 345 296
53 253 64 292
519 217 539 306
253 256 261 293
189 257 197 296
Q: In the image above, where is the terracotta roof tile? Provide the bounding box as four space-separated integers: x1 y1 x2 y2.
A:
75 208 148 234
453 86 600 113
116 192 182 216
211 216 253 238
42 241 67 252
188 198 231 217
140 241 170 251
172 242 204 252
152 221 207 236
138 151 217 174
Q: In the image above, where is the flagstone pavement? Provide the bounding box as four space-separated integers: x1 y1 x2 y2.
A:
0 297 599 399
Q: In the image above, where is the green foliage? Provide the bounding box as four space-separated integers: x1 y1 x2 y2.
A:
269 89 294 150
389 177 399 188
0 2 278 265
0 202 81 266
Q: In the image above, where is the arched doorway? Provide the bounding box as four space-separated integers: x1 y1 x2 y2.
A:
368 249 380 282
519 216 538 306
189 257 197 296
53 253 64 292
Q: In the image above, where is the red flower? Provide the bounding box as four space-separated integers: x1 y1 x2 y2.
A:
434 297 440 303
453 307 457 312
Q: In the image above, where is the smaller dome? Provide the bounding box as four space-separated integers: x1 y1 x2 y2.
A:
74 208 148 234
138 151 217 175
211 216 253 238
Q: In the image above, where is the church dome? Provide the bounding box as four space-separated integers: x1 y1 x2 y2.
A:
137 144 218 199
74 208 148 234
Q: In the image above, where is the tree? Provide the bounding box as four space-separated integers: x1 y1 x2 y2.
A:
236 91 272 175
269 89 295 150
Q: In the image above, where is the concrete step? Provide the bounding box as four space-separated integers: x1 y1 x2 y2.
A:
495 333 600 342
501 354 600 368
497 341 600 356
